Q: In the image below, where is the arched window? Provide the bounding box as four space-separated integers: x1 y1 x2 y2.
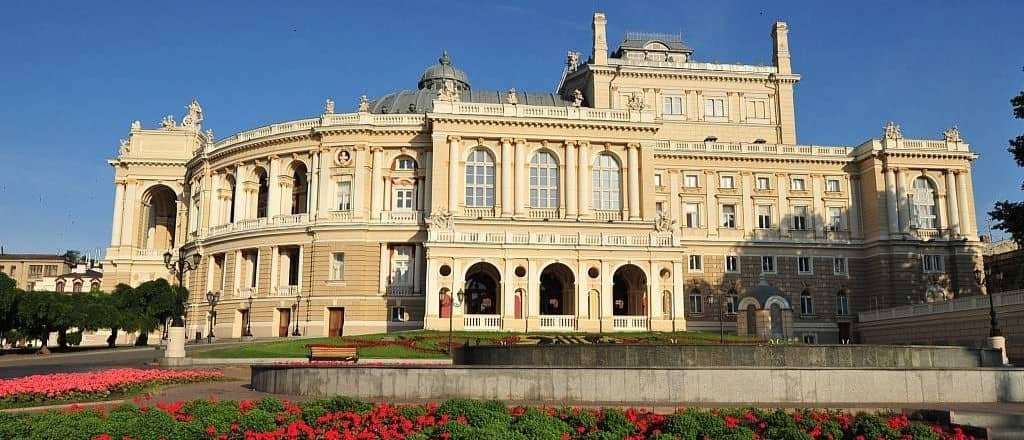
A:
800 289 813 315
256 169 269 218
56 281 65 293
225 175 237 223
464 149 495 207
836 290 850 316
90 281 101 292
912 177 938 229
394 156 416 170
529 151 559 208
592 154 621 211
72 281 83 293
291 163 308 215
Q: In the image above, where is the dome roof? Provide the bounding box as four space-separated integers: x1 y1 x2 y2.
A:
744 273 790 310
418 51 470 91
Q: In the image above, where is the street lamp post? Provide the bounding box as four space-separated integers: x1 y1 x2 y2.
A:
706 293 724 344
291 294 302 337
244 295 254 339
205 291 220 343
444 288 465 355
974 268 1004 337
163 248 202 327
304 296 311 337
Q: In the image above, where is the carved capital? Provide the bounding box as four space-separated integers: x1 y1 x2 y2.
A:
353 144 369 151
626 143 640 149
446 135 462 143
371 146 385 153
499 137 513 144
513 138 527 145
578 140 591 148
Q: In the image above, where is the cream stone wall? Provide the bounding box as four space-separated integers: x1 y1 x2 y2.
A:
101 13 983 340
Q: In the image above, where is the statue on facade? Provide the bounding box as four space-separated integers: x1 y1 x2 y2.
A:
943 125 962 143
654 214 675 232
506 88 518 105
626 92 646 111
160 115 177 129
118 139 130 155
181 99 203 128
566 51 580 72
429 211 454 230
130 120 141 131
883 121 903 140
324 98 335 115
437 80 460 101
358 95 370 112
571 89 583 107
205 128 215 141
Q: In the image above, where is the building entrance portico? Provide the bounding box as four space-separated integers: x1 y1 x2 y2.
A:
464 262 500 315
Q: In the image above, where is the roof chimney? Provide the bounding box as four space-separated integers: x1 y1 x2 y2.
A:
771 21 791 74
592 12 608 65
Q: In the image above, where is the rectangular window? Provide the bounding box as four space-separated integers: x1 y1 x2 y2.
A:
395 189 414 210
756 176 771 190
837 295 850 316
654 174 663 187
336 182 352 211
688 255 703 272
833 257 848 275
28 265 43 278
689 293 703 314
756 205 772 229
801 294 814 315
656 202 665 215
663 95 684 115
390 306 407 322
828 207 844 231
684 203 700 228
396 158 415 170
802 333 818 344
243 250 259 288
761 256 776 273
684 175 699 188
725 255 739 273
704 97 726 118
922 254 944 273
721 204 737 228
792 206 808 230
391 246 413 286
44 265 59 277
826 179 841 192
330 252 345 281
798 256 812 274
726 295 738 314
719 175 735 189
746 100 768 120
791 178 806 191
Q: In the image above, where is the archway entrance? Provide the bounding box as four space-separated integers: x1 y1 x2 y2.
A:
464 262 500 314
142 185 177 250
613 264 647 315
539 263 574 315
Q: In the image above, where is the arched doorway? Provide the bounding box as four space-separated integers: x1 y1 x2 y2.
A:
290 162 308 215
539 263 575 315
142 185 177 250
464 262 500 314
612 264 647 315
255 167 269 218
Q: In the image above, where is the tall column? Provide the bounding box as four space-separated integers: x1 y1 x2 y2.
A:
565 141 578 218
208 172 222 226
896 169 911 233
109 180 126 246
308 151 320 218
370 146 384 220
422 152 433 212
267 157 280 217
120 180 139 246
500 138 514 216
378 243 388 295
741 172 754 234
705 171 717 237
352 146 368 219
945 170 961 236
232 164 244 222
848 175 862 237
811 174 825 237
514 139 527 216
424 256 438 318
446 136 461 215
627 143 641 220
670 171 682 223
884 167 899 236
776 172 788 235
956 171 973 236
577 141 591 218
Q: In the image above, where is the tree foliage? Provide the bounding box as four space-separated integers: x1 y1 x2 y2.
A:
988 71 1024 245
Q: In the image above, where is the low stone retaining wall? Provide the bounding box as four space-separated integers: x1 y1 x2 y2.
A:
251 365 1024 404
454 344 1004 368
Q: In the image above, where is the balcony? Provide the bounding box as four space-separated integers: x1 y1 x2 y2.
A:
236 287 256 299
913 228 949 240
273 213 308 226
528 208 560 220
594 210 623 222
428 230 675 248
538 315 577 332
378 211 423 225
134 248 169 259
272 285 301 297
463 314 502 331
328 210 353 221
611 316 650 332
463 207 495 218
386 285 420 296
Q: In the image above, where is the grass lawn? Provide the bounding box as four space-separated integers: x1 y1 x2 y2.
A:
193 330 761 359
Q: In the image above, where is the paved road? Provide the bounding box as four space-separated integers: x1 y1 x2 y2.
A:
0 347 164 378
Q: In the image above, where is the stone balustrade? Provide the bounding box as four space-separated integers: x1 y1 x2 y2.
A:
272 285 301 297
858 289 1024 323
538 315 578 332
428 230 674 248
611 315 650 331
653 140 852 158
463 314 502 330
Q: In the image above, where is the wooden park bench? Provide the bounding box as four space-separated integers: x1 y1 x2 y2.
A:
306 344 359 363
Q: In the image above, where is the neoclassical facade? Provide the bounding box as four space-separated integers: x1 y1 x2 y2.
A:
103 13 983 343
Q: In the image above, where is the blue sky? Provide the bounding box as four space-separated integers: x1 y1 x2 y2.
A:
0 1 1021 256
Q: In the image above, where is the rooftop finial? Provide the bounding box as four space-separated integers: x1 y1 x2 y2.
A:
439 50 451 65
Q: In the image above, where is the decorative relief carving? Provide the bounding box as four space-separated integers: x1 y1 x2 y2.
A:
324 98 335 115
181 99 203 129
437 80 461 101
571 89 584 107
626 92 646 111
118 139 130 155
883 121 903 140
654 213 675 232
429 211 454 230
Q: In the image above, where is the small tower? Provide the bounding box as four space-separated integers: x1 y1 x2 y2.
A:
772 21 792 75
592 12 608 65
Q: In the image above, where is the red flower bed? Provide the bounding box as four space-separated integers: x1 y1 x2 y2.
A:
0 368 223 407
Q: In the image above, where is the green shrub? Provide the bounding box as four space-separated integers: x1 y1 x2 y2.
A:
240 408 278 433
102 405 180 440
321 395 373 414
398 405 427 419
510 408 572 440
436 399 511 429
435 420 520 440
597 408 636 438
661 408 728 440
0 412 31 440
854 414 901 439
179 399 243 438
906 422 942 440
558 407 598 432
25 410 107 440
66 330 83 346
254 396 286 413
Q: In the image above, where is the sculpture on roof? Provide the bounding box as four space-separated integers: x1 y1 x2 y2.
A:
160 115 177 129
626 93 646 112
654 213 675 233
506 88 518 105
571 89 583 107
118 139 130 155
943 125 962 143
358 95 370 112
883 121 903 140
437 79 461 102
130 120 141 131
181 99 203 128
567 51 580 72
324 98 335 115
205 129 215 141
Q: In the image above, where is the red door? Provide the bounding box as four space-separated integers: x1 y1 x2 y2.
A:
278 308 291 337
328 308 345 337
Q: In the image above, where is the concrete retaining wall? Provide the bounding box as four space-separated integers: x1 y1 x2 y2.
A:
455 344 1004 368
251 366 1024 404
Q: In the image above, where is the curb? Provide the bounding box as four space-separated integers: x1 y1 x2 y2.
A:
188 357 453 365
0 347 159 364
0 398 128 414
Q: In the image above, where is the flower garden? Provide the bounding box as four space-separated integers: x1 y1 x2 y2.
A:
0 396 983 440
0 368 223 409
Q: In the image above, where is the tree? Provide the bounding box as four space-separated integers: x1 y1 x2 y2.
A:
62 250 82 263
16 291 57 353
0 273 20 350
989 72 1024 245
